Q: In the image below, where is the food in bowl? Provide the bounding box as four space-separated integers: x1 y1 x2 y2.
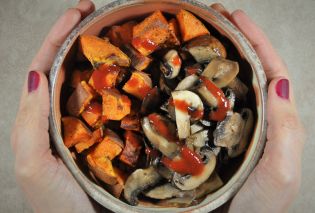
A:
61 9 254 207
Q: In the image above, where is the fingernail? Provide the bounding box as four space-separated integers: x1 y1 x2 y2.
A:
276 78 289 100
28 71 40 93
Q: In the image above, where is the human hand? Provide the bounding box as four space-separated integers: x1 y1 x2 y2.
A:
10 1 99 212
211 4 305 213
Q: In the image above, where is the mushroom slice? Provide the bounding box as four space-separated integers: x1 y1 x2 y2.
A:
145 183 194 199
186 130 209 149
142 116 178 157
175 74 199 91
173 149 216 190
228 108 254 157
157 192 196 207
225 88 236 110
202 57 239 88
124 167 161 205
190 123 204 134
228 77 249 100
195 172 223 199
172 90 204 139
185 35 227 63
160 49 182 79
157 164 174 180
196 85 218 107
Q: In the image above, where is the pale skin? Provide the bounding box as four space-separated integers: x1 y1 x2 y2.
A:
11 1 305 213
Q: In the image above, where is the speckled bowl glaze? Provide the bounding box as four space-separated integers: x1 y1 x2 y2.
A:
49 0 267 212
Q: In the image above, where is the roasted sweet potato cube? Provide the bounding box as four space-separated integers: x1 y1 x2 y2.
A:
106 21 137 47
67 81 95 116
81 101 102 128
62 116 92 148
122 71 152 100
106 167 127 198
101 89 131 120
88 64 120 91
91 129 124 160
80 35 131 67
168 18 181 46
122 44 152 71
121 114 141 131
132 10 170 56
75 127 103 153
71 69 92 88
119 131 143 167
176 9 210 42
87 155 117 185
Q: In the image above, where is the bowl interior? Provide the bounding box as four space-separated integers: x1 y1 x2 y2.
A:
50 1 267 212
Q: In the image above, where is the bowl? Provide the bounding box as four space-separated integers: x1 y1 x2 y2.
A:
49 0 267 212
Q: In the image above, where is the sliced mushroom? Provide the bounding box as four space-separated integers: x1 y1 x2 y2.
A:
225 88 236 110
157 192 196 207
173 149 216 190
186 130 209 149
196 85 218 107
190 123 204 134
195 172 223 199
142 117 178 157
157 164 174 180
185 35 227 63
171 90 204 139
214 112 244 148
202 57 239 88
227 77 249 100
175 74 199 91
228 108 254 157
124 167 161 205
145 183 194 199
160 49 182 79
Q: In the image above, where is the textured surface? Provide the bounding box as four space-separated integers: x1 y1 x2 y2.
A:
0 0 314 212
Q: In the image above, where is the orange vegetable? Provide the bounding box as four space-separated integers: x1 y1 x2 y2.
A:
176 9 210 42
80 35 131 67
132 10 170 56
62 116 92 148
101 89 131 120
66 81 95 116
88 64 120 91
75 127 103 153
168 18 181 46
123 71 152 100
106 21 137 47
81 101 102 128
120 114 141 131
119 131 143 167
105 167 127 198
70 69 92 88
122 44 152 71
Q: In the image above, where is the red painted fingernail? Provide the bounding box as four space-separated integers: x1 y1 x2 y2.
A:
276 78 289 100
28 71 40 93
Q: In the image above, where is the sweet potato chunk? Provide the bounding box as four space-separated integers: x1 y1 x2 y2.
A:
88 64 120 91
106 167 127 198
67 81 95 116
121 114 141 131
75 127 103 153
176 9 210 42
123 71 152 100
119 131 143 167
71 69 92 88
87 155 117 185
132 10 170 56
81 101 102 128
106 21 137 47
101 89 131 120
62 116 92 148
122 44 152 71
168 18 181 46
80 35 131 67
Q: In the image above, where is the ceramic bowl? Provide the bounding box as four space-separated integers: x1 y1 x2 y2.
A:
49 0 267 212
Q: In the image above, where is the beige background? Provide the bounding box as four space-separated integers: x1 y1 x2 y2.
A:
1 0 314 212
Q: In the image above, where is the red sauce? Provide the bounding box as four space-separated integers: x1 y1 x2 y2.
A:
161 146 204 176
173 99 204 120
85 102 102 115
132 37 158 52
92 64 120 90
148 113 178 142
171 55 181 66
200 76 229 121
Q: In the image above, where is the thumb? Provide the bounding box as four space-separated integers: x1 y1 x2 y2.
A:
11 71 52 173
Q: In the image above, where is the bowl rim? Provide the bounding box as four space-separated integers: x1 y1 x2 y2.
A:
49 0 267 212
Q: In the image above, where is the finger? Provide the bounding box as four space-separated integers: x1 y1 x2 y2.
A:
210 3 231 20
29 0 95 73
231 10 288 80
